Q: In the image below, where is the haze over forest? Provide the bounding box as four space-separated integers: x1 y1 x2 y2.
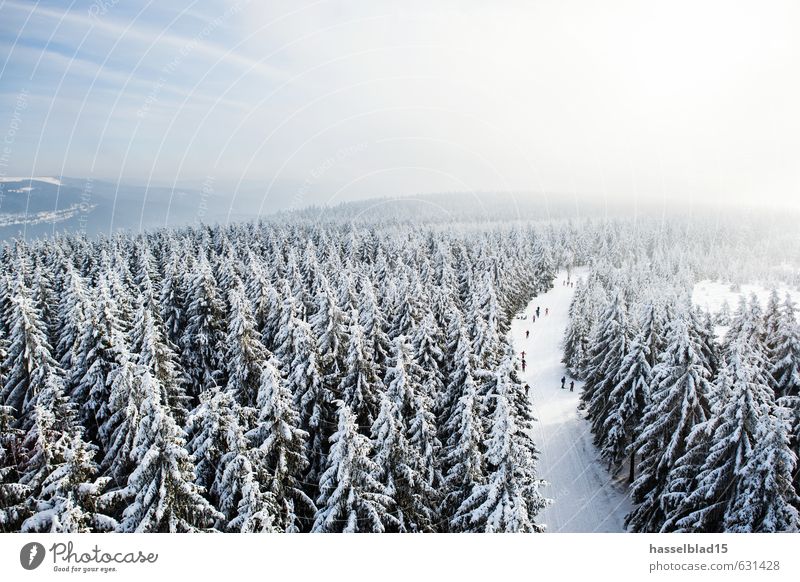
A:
2 0 800 225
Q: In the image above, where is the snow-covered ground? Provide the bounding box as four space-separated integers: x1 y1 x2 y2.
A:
511 270 632 532
0 176 63 186
693 279 800 315
0 204 89 227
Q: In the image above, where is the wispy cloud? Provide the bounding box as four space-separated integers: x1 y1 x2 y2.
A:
2 0 288 80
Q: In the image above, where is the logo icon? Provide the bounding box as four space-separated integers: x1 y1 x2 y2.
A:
20 542 46 570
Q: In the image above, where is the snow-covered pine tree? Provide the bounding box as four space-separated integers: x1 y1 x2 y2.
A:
309 273 348 385
54 264 91 371
274 310 329 483
243 253 267 328
725 294 766 355
159 252 188 347
382 334 438 523
247 359 313 532
562 278 592 377
71 273 130 443
411 310 446 401
340 314 383 429
626 316 711 532
468 273 503 368
357 273 391 368
389 273 423 340
258 281 284 352
724 407 799 532
181 256 226 401
185 385 250 495
584 293 630 433
690 306 720 378
370 391 414 532
130 295 190 424
0 404 28 531
21 433 115 532
312 402 397 532
455 359 546 532
770 295 800 398
109 378 222 532
372 338 437 532
599 331 651 480
16 374 78 520
666 335 778 532
100 360 150 485
717 299 732 326
531 236 555 293
438 317 479 438
638 301 668 368
31 263 58 348
0 273 64 427
776 394 800 498
215 449 278 532
764 289 783 355
188 386 281 532
659 415 718 532
406 388 442 527
225 283 271 410
440 364 485 531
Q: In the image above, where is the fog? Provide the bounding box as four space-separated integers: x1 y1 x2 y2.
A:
2 0 800 212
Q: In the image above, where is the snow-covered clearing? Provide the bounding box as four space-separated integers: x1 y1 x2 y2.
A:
511 270 632 532
693 279 800 315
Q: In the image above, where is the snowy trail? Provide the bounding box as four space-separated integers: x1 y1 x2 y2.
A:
510 270 632 532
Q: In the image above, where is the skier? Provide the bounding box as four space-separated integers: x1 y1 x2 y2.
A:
569 380 574 392
560 376 566 389
525 330 530 339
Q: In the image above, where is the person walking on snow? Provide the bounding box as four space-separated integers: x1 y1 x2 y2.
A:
521 351 526 359
521 359 527 372
570 380 574 392
525 330 530 339
545 307 549 316
536 306 540 317
560 376 566 389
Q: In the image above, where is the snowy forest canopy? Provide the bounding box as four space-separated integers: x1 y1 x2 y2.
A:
563 256 800 532
0 200 798 533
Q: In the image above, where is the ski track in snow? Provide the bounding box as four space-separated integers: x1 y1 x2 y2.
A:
511 269 632 533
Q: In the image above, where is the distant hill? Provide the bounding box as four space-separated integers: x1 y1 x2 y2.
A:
0 177 239 239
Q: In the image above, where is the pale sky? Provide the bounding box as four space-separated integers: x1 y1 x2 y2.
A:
2 0 800 210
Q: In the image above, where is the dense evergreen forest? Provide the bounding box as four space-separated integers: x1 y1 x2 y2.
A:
563 240 800 532
0 202 797 532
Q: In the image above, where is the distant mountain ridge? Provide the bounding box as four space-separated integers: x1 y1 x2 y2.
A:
0 176 234 239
